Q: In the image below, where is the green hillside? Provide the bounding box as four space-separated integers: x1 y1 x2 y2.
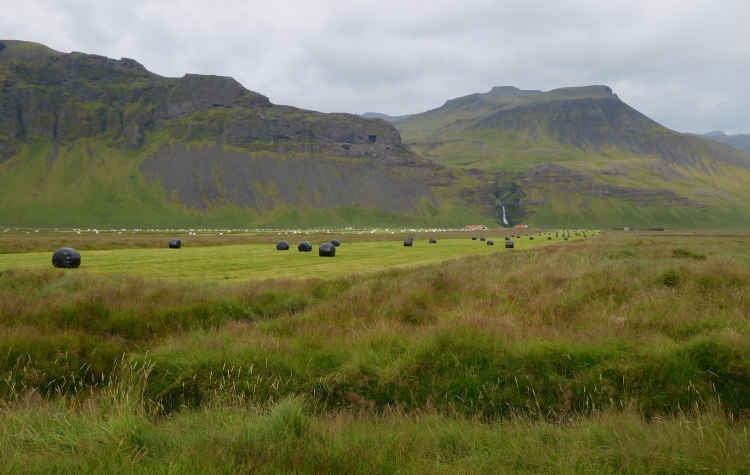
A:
395 86 750 228
0 135 490 228
3 40 750 229
0 40 490 228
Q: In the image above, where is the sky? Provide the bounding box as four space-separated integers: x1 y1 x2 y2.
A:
2 0 749 134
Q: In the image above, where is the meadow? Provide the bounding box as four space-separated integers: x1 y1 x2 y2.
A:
0 229 587 281
1 229 749 473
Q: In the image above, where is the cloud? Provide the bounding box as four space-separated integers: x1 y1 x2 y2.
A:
2 0 749 133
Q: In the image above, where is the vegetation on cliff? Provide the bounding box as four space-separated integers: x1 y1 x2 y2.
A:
0 40 488 227
395 86 750 227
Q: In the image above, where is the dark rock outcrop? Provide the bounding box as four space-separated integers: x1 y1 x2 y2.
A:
519 163 705 209
0 39 417 164
140 143 439 213
469 96 750 171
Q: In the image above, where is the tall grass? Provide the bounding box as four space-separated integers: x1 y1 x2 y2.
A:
1 231 750 471
1 378 747 473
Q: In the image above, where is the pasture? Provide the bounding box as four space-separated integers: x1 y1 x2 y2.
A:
2 229 750 474
0 230 590 281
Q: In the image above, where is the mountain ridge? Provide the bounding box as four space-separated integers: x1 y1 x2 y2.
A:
0 40 488 227
2 40 750 229
393 84 750 227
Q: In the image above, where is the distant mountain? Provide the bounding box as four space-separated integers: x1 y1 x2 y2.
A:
393 85 750 228
0 40 488 227
693 131 750 156
361 112 414 122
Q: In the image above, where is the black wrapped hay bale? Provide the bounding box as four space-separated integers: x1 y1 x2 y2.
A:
276 240 290 251
505 236 510 241
298 241 313 252
472 236 477 240
529 236 534 240
52 247 81 268
564 237 569 241
429 238 437 244
487 240 494 246
547 237 552 240
319 243 336 257
480 237 486 241
169 239 181 249
331 239 341 247
505 240 514 249
404 238 413 247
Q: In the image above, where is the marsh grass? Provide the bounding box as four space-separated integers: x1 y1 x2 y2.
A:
1 231 750 472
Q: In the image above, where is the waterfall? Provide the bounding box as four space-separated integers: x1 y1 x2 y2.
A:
502 206 509 225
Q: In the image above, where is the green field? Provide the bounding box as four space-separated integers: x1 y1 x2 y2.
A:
2 230 750 473
0 234 588 281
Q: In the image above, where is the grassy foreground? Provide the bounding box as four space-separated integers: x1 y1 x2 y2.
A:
1 231 750 473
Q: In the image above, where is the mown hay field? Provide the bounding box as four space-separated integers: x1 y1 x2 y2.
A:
0 233 589 281
2 229 750 473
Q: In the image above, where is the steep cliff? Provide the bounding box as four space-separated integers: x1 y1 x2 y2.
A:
0 40 485 227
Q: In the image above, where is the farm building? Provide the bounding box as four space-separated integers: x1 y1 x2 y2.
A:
465 225 487 230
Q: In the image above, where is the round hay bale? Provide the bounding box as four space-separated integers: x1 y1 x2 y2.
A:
276 240 290 251
52 247 81 268
168 239 182 249
319 243 336 257
480 237 486 241
472 236 477 240
298 241 313 252
564 237 569 241
404 238 413 247
331 239 341 247
547 237 552 240
505 240 514 249
429 238 437 243
529 236 534 240
505 236 510 241
487 240 494 246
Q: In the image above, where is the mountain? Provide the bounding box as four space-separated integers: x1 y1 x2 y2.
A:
393 85 750 228
0 40 489 228
694 131 750 156
361 112 414 122
3 40 750 229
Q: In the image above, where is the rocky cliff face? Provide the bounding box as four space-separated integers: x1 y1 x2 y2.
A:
140 143 440 213
0 40 479 227
518 163 704 209
469 96 750 171
0 40 418 165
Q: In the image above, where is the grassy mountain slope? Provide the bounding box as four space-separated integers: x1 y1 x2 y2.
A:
0 40 489 228
395 86 750 228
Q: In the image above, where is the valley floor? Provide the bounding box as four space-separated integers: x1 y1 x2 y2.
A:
0 230 748 473
0 230 588 282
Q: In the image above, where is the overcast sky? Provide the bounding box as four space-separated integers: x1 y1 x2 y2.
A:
2 0 749 133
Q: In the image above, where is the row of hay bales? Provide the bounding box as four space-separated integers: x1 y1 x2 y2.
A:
51 230 597 268
276 239 339 257
50 237 342 268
